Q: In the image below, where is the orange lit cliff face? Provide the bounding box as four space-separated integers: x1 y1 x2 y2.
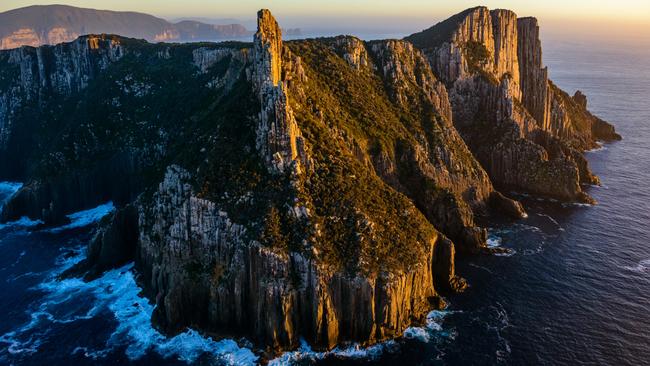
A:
153 29 180 42
0 27 82 49
0 28 42 49
0 27 181 50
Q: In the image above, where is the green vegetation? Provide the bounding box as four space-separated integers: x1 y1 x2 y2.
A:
285 39 450 275
463 41 491 74
548 80 593 149
259 206 289 250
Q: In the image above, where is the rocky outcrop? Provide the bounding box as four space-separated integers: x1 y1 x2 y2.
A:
335 37 371 71
516 18 621 149
0 35 124 179
6 35 123 98
63 204 138 280
406 7 620 203
369 39 452 122
365 39 519 216
129 10 475 352
289 36 525 254
517 17 551 133
6 6 618 356
252 9 306 174
491 10 521 88
137 165 453 351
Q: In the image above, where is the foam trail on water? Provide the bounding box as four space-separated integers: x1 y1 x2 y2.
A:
624 259 650 273
586 141 607 153
47 202 115 233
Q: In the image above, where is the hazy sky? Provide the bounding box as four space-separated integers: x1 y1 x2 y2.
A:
1 1 649 40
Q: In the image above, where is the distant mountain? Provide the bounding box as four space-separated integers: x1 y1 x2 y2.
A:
0 5 254 49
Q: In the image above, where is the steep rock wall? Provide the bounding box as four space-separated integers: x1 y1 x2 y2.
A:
407 7 620 202
288 36 524 254
0 35 124 178
252 10 306 174
137 164 453 351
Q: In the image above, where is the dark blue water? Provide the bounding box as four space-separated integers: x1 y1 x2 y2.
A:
1 37 649 365
432 38 650 365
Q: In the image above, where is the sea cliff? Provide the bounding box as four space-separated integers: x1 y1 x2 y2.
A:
0 7 618 354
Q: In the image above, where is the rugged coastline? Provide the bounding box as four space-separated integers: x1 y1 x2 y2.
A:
0 6 619 355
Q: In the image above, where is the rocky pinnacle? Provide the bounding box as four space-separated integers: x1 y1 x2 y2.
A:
252 9 302 174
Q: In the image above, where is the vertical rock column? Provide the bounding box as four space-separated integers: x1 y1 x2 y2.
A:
252 9 302 174
517 17 551 131
491 9 521 98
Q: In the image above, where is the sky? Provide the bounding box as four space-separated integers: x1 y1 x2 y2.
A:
1 1 649 41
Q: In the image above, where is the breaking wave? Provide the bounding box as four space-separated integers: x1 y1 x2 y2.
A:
47 202 115 233
0 216 44 231
269 310 451 365
0 200 258 365
487 235 503 249
0 181 22 203
1 253 258 365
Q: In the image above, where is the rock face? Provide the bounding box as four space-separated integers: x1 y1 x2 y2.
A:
0 35 124 179
252 9 305 174
136 165 453 351
0 32 253 222
406 6 620 202
132 10 469 352
288 36 524 253
0 152 144 224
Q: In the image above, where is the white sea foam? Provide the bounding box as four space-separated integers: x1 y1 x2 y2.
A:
268 339 396 366
486 231 516 256
494 250 516 257
425 310 448 331
269 310 451 365
47 202 115 233
586 142 607 153
624 259 650 273
403 327 431 342
487 235 503 248
562 202 594 208
54 264 256 364
514 223 543 233
0 182 22 203
0 216 44 231
537 213 560 226
1 241 258 366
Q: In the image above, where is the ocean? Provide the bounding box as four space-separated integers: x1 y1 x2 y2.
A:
0 36 648 365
